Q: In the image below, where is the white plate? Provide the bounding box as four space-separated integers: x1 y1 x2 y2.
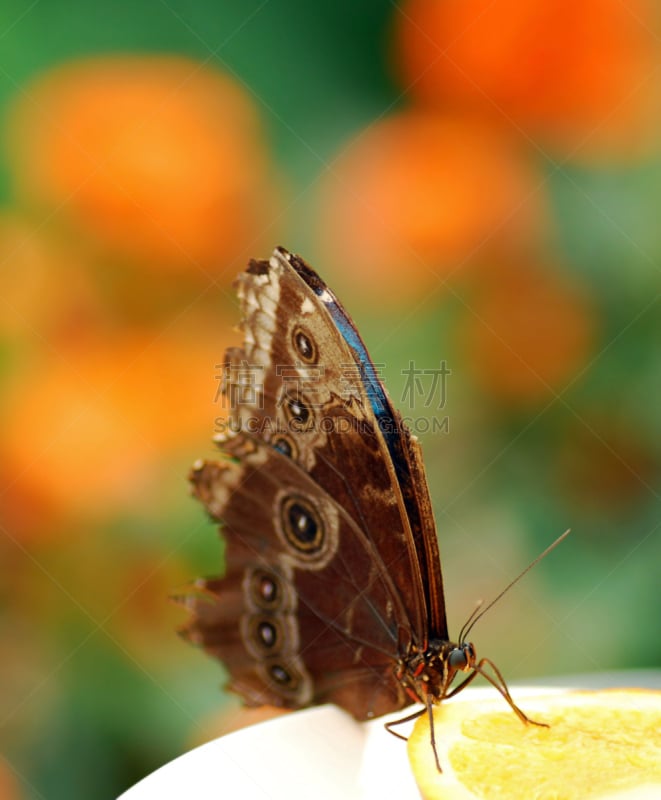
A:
118 672 661 800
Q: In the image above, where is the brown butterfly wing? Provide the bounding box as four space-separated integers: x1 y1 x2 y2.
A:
182 247 448 719
182 434 410 718
223 247 447 641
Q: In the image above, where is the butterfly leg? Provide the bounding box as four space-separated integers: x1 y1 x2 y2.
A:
384 697 444 771
443 666 480 700
425 692 443 772
474 657 549 729
384 706 426 741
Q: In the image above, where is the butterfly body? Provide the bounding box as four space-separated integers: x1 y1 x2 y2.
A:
181 247 543 757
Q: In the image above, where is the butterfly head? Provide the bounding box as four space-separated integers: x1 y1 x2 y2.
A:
405 639 478 705
448 641 477 673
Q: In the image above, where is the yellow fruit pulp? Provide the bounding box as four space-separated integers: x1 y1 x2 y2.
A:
408 689 661 800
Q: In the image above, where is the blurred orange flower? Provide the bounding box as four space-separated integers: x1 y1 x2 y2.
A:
394 0 659 160
0 214 105 342
460 260 596 406
6 56 276 274
1 317 230 538
554 418 659 517
0 760 21 800
110 554 194 651
319 111 546 302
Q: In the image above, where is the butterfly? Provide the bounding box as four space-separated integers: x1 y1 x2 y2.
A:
179 246 553 770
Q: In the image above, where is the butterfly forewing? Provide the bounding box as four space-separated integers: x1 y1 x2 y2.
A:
230 249 442 633
288 250 448 641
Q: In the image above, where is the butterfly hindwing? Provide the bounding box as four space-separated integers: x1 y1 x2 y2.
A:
183 434 410 717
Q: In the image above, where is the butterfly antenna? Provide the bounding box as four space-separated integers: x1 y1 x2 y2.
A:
457 600 484 645
459 529 571 642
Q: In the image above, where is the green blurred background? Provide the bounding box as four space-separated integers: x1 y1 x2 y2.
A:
0 1 659 797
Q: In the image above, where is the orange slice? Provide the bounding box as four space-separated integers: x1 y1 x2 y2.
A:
408 689 661 799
